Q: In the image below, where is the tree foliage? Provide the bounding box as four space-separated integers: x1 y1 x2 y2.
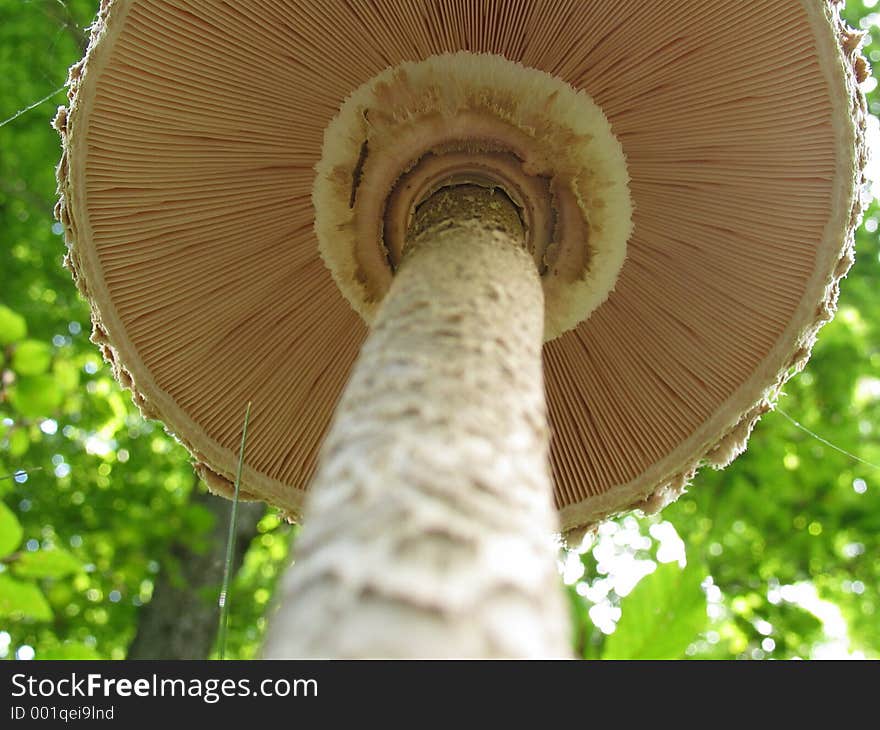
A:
0 0 877 660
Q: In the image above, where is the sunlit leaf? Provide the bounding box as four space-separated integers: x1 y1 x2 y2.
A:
7 428 29 457
13 547 82 579
602 561 707 660
0 574 53 621
7 374 64 418
0 305 27 345
11 339 52 375
53 359 80 393
40 642 104 660
0 501 24 557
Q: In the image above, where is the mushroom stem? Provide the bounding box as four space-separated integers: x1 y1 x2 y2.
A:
264 185 571 657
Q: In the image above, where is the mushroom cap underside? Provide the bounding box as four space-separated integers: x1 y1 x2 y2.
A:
56 0 867 537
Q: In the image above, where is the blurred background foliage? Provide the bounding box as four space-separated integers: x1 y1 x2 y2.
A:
0 0 877 660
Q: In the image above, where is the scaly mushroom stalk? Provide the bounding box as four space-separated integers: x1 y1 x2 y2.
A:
264 185 571 658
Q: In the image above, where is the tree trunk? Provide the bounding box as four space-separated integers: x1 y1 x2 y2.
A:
263 185 571 658
127 486 264 659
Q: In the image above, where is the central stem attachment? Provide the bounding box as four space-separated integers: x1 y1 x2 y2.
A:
265 185 571 657
405 183 526 254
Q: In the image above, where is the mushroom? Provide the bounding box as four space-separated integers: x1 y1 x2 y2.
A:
55 1 868 658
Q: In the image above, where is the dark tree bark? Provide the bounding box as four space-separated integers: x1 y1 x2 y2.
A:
127 487 264 659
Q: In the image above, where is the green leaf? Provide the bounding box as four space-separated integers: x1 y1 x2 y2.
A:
12 340 52 376
7 374 63 418
13 547 81 579
0 305 26 345
0 501 24 557
40 643 104 660
53 359 80 393
183 503 217 536
7 428 29 457
602 561 707 660
0 574 53 621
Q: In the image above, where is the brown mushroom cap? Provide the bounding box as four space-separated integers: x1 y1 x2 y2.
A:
56 0 867 538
